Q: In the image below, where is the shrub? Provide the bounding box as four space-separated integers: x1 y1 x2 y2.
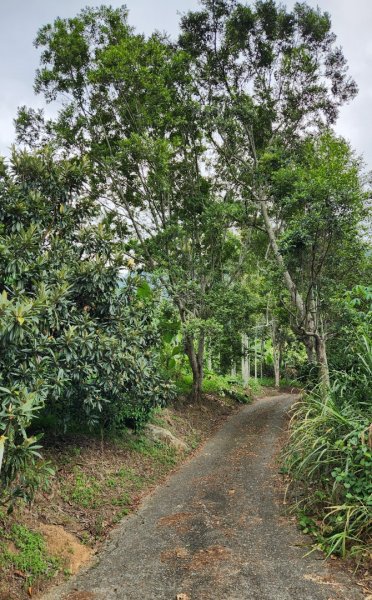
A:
284 329 372 560
0 148 173 504
0 523 60 585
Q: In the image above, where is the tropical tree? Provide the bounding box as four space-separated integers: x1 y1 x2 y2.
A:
0 147 173 502
16 6 243 399
263 132 366 384
179 0 359 389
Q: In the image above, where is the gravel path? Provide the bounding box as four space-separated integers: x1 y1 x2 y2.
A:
42 393 364 600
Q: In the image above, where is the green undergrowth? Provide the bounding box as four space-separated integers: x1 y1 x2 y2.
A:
175 372 251 403
60 437 179 511
123 436 180 466
61 468 104 509
252 375 302 390
175 371 300 401
0 521 60 587
283 390 372 561
148 409 202 448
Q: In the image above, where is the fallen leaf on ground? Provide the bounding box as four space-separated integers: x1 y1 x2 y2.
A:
13 569 27 578
304 574 342 588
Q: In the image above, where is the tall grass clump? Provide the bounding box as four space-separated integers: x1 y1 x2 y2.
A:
283 335 372 561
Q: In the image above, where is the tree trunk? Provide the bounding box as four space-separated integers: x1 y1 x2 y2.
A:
272 320 280 389
274 356 280 388
260 197 329 392
241 333 245 382
247 336 251 379
241 333 249 386
185 334 204 402
260 199 306 318
254 334 258 381
304 338 316 364
191 371 202 401
260 335 264 379
315 336 330 393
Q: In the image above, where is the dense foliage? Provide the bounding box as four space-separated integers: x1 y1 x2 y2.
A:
284 287 371 559
0 148 173 505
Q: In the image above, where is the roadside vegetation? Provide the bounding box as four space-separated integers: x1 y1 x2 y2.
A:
283 286 372 562
0 0 371 597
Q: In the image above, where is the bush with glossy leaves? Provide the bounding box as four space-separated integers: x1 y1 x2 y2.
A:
0 148 173 505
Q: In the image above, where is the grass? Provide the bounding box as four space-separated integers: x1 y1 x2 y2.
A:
175 371 251 403
61 461 152 511
124 436 179 466
114 467 145 489
175 371 301 400
249 375 302 390
59 437 181 512
283 390 372 561
61 467 103 509
0 523 60 587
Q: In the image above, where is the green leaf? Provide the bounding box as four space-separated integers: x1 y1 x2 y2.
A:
137 281 152 299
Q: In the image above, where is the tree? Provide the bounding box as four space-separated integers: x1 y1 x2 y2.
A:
17 6 242 400
206 244 265 378
179 0 359 390
0 147 173 502
263 132 366 386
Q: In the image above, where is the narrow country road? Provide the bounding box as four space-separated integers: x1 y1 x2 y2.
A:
43 394 364 600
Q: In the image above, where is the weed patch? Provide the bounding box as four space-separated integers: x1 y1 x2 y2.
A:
61 468 103 509
283 391 372 561
0 523 60 586
175 372 252 404
125 437 179 466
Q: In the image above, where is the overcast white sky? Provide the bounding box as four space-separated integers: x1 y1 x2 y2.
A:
1 1 371 167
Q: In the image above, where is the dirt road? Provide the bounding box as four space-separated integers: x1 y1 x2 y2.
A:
42 394 363 600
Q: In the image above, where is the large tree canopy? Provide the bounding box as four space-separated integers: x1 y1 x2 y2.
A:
14 1 368 394
178 0 362 389
17 6 254 399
